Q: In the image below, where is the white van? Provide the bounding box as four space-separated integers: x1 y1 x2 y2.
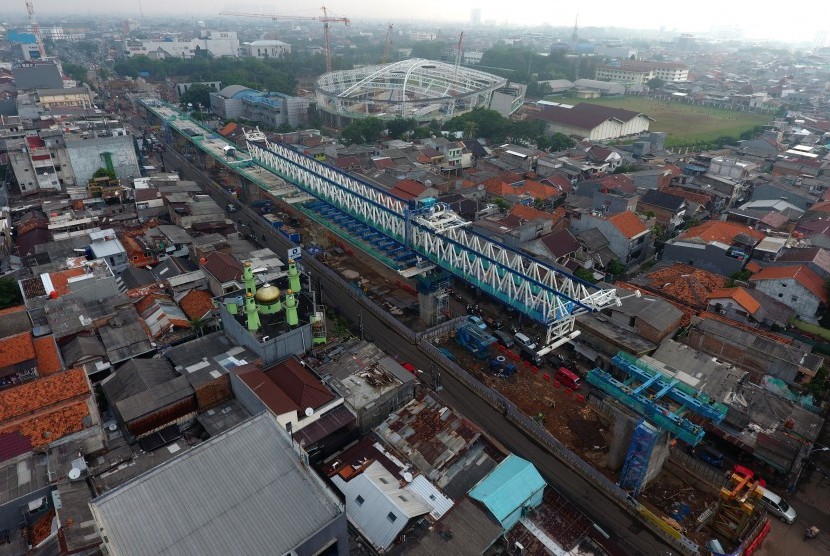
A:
757 487 797 524
514 332 537 351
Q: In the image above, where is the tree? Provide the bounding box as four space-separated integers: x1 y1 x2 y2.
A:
92 167 116 180
307 104 323 129
386 118 418 140
410 41 449 60
189 317 209 337
339 117 385 145
180 83 213 109
574 267 597 284
63 63 87 83
0 277 23 310
646 78 665 89
546 132 575 152
606 259 626 278
613 163 640 174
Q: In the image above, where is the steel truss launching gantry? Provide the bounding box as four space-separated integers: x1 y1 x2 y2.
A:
247 137 621 348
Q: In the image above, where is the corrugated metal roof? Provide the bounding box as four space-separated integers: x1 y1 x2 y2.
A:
331 461 431 552
406 475 454 520
90 414 344 556
468 454 546 527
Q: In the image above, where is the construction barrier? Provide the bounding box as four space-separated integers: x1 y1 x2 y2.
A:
543 373 550 381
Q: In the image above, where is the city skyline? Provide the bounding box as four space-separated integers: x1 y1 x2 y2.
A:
3 0 828 45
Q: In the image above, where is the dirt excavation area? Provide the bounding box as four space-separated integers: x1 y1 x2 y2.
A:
435 335 721 541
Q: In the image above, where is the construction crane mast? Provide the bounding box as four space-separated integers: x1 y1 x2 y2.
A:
453 31 464 79
381 24 394 64
220 6 349 72
25 0 47 59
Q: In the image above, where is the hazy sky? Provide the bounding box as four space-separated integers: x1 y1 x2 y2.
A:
10 0 829 43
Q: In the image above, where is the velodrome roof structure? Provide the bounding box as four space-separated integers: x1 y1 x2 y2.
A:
315 58 508 122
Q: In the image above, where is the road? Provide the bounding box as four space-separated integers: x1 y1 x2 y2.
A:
161 147 680 556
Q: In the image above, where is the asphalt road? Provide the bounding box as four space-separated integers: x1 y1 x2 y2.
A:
161 147 679 556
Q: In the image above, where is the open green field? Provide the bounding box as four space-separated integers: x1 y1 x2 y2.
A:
543 95 772 147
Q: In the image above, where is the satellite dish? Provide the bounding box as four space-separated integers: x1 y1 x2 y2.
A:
68 467 81 480
403 472 413 483
304 407 314 417
108 423 118 432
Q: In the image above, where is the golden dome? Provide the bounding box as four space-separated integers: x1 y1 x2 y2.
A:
254 283 281 305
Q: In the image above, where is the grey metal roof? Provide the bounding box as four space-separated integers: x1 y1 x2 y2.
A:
331 461 431 552
98 306 154 364
119 266 157 290
404 497 502 556
614 291 684 332
90 414 344 556
61 334 106 367
102 358 178 403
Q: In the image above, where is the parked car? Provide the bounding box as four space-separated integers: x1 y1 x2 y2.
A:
757 487 797 524
493 330 514 349
693 445 725 469
467 315 487 329
514 332 537 351
554 367 581 390
518 345 542 366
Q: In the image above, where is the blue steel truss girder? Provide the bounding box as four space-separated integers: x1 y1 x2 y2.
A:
141 100 620 344
248 141 408 242
248 139 620 336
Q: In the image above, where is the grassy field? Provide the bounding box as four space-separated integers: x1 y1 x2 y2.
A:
543 95 772 147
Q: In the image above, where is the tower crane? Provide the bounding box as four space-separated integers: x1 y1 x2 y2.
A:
24 0 47 59
220 6 349 72
381 24 394 64
453 31 464 79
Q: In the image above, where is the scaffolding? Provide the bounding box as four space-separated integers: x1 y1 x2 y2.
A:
619 420 659 496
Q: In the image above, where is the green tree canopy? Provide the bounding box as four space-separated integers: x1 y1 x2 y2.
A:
92 167 116 180
0 277 23 310
410 41 450 60
114 55 298 94
179 83 213 108
646 78 665 89
340 117 386 145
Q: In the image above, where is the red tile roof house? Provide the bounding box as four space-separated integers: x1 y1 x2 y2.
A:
0 331 38 384
661 221 765 278
200 251 243 296
569 210 651 266
0 368 102 463
232 358 341 433
749 265 828 323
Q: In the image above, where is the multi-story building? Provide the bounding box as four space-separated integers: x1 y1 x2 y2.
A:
123 31 239 59
210 85 310 128
595 60 689 84
242 40 291 59
36 86 93 111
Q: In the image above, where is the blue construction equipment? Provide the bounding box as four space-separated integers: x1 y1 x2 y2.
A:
456 323 497 359
587 352 728 447
489 356 517 377
618 420 659 497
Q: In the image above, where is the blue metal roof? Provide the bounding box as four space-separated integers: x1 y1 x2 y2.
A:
468 454 545 526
